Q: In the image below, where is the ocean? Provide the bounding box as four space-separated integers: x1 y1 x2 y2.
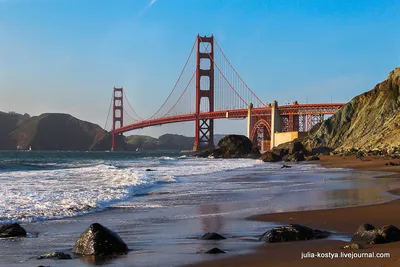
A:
0 151 399 266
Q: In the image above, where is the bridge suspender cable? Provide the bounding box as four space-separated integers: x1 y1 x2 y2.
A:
199 37 249 108
147 38 197 120
163 71 196 117
123 91 144 121
214 39 267 108
104 91 114 130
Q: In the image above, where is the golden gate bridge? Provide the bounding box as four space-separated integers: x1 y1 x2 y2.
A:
105 35 344 151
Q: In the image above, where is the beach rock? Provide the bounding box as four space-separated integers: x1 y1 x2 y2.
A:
259 224 330 243
196 148 215 158
356 223 376 233
0 223 27 238
351 229 386 244
377 225 400 242
205 247 226 254
200 232 226 240
343 243 364 249
72 223 128 256
260 151 282 162
289 141 307 155
37 252 72 260
385 162 400 166
216 135 256 158
307 156 320 161
350 224 400 244
271 147 290 158
281 165 292 169
145 169 154 171
284 152 305 162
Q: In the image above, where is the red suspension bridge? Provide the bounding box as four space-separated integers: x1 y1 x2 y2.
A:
105 35 344 152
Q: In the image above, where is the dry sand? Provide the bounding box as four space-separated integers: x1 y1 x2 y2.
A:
188 155 400 267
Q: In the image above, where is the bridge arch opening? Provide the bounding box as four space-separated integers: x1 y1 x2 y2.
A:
200 97 210 112
200 76 210 90
250 119 271 151
200 58 211 71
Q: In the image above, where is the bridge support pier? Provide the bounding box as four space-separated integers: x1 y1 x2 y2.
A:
247 103 253 139
270 100 282 150
193 35 215 151
111 87 125 152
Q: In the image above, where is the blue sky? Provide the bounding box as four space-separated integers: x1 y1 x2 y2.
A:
1 0 399 137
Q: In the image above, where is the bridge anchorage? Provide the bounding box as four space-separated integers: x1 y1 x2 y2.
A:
107 34 345 152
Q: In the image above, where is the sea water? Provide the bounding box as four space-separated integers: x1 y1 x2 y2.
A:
0 151 399 266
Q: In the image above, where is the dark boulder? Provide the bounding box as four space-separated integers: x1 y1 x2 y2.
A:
310 146 333 155
281 165 292 169
259 224 330 243
260 151 282 162
307 156 320 161
289 141 307 155
145 169 154 172
356 223 375 232
284 152 305 162
209 149 223 158
385 162 400 166
378 225 400 242
37 252 72 260
205 247 226 254
0 223 27 238
351 224 400 244
196 148 215 158
271 148 289 158
200 232 226 240
72 223 128 256
217 135 255 158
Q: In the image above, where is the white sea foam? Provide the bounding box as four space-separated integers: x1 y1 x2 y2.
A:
0 157 262 223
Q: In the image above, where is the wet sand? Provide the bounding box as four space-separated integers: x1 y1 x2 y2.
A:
190 155 400 267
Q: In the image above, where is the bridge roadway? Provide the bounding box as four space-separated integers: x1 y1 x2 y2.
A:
113 103 344 134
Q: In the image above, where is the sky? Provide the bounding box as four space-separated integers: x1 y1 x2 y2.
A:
0 0 399 137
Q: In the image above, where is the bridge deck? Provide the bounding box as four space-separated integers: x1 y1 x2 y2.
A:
113 103 344 134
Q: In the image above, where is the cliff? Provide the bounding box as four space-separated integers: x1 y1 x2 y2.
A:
304 67 400 151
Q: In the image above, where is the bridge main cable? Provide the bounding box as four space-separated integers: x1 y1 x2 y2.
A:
147 38 197 120
214 38 267 108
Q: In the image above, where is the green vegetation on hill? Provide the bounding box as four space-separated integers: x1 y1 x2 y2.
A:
125 134 193 151
125 133 227 151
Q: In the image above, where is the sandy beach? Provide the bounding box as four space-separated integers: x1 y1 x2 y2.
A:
189 155 400 267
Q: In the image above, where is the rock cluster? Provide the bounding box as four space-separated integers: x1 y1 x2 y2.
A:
259 224 330 243
351 223 400 244
196 135 260 159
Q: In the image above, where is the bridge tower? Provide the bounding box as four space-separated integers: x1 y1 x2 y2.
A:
112 87 124 151
193 35 215 151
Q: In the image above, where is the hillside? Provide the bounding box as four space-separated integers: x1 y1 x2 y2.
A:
0 112 110 151
0 111 231 151
125 134 194 151
125 134 227 151
305 67 400 151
